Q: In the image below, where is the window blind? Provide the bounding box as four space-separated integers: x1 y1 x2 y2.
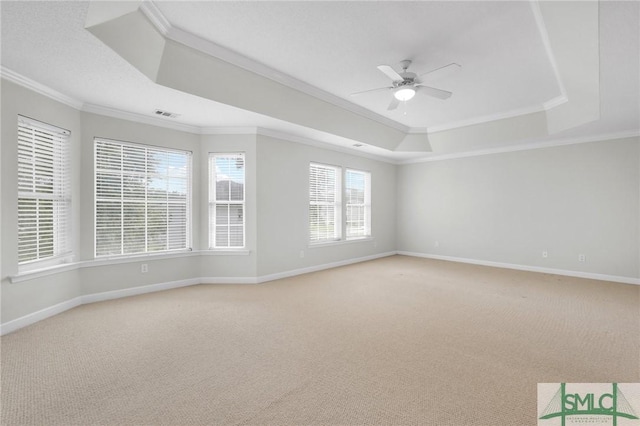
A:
95 139 191 257
309 163 342 242
345 169 371 238
209 153 245 248
17 116 71 264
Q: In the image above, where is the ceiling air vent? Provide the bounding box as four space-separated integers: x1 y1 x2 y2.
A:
153 109 180 119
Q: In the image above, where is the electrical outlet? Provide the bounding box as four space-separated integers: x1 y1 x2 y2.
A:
141 263 148 273
542 251 548 258
578 254 586 262
435 241 440 248
299 250 305 258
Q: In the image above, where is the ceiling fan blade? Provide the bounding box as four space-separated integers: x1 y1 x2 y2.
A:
387 97 400 110
377 65 404 82
350 86 393 96
416 85 453 100
418 63 461 81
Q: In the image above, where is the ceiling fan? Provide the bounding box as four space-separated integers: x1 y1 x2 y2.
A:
351 60 461 110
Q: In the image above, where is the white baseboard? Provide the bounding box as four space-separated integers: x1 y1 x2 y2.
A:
0 253 395 335
397 251 640 285
0 296 83 336
256 251 397 283
200 277 258 284
81 278 201 304
5 250 633 336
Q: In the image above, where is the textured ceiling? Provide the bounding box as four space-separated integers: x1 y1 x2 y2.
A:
1 1 638 161
0 1 278 128
155 1 560 129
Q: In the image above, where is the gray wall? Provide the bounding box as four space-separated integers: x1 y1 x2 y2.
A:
1 80 82 321
397 138 640 279
2 78 639 327
256 135 396 276
0 80 396 325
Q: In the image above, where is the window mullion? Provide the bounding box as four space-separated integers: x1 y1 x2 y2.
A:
144 147 149 253
35 199 40 260
120 145 124 256
165 165 169 251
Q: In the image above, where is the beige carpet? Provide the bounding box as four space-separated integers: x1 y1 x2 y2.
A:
1 255 639 425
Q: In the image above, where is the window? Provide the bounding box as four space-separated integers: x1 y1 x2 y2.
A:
345 169 371 238
309 164 372 243
209 153 245 248
17 116 71 265
309 163 342 243
95 139 191 257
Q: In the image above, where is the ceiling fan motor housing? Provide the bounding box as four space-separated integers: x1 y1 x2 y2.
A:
395 72 417 87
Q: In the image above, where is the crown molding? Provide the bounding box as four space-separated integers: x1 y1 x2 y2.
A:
5 62 635 168
139 0 572 139
1 66 397 162
139 1 171 36
401 129 640 164
201 126 398 163
200 126 260 135
3 5 577 154
138 1 408 134
82 103 202 134
1 65 203 135
255 127 398 164
1 66 84 110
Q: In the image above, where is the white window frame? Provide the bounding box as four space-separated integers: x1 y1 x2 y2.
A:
309 162 342 244
17 115 72 271
209 153 246 249
94 138 192 258
345 168 372 239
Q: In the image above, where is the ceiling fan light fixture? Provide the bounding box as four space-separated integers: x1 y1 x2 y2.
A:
394 87 416 101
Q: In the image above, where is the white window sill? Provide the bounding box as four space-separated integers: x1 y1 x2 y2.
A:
10 250 198 283
86 250 195 267
18 254 75 274
201 249 251 256
11 261 80 283
309 236 374 249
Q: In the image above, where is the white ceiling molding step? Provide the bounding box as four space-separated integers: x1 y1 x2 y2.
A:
200 126 260 135
0 66 397 161
536 0 600 134
529 0 568 103
395 134 434 153
138 1 408 135
138 0 575 146
255 128 398 165
403 130 640 165
426 102 549 134
85 2 165 82
84 1 602 157
84 2 420 153
401 0 600 156
428 111 550 155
